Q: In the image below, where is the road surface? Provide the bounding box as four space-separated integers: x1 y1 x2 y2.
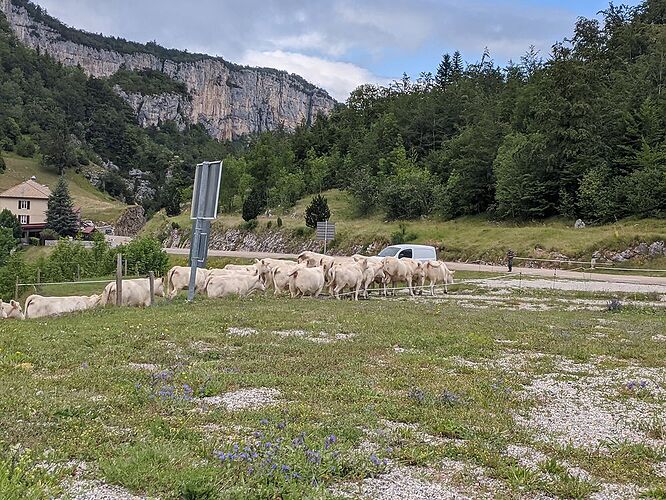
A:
163 247 666 287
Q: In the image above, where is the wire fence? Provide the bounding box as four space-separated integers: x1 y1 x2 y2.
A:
512 256 666 273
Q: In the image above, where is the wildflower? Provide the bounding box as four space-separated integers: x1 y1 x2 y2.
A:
306 450 322 464
260 418 269 426
80 362 89 369
439 389 460 406
324 434 337 449
370 454 381 466
292 433 306 447
281 465 290 473
277 421 286 430
408 387 426 403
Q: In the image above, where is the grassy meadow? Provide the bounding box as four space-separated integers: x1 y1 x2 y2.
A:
0 290 664 499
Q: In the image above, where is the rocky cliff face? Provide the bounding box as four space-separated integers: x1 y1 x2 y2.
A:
0 0 336 140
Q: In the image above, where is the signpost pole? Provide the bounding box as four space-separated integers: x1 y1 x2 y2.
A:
187 163 210 302
324 220 328 255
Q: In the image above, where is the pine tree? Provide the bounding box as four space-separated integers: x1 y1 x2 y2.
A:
163 182 182 217
305 194 331 228
451 50 464 80
46 176 79 237
435 53 453 89
0 151 5 173
242 187 266 221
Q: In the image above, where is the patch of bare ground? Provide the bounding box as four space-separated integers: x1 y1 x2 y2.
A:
273 329 356 343
59 479 148 500
198 387 281 411
226 326 258 336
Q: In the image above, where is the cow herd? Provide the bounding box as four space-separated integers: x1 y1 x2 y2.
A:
0 251 454 321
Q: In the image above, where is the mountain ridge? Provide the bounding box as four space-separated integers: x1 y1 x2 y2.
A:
0 0 336 140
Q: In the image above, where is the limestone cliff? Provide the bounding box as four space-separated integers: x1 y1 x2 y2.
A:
0 0 336 140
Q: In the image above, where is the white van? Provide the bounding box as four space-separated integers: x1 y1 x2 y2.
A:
377 244 437 262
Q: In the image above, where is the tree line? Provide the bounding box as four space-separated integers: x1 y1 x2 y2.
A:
224 1 665 223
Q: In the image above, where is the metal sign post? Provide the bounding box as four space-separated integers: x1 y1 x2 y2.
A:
316 221 335 254
187 161 223 302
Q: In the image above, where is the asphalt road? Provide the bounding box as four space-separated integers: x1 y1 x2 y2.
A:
163 247 666 286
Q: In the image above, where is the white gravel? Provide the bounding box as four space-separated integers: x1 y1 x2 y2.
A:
273 329 356 343
200 387 281 411
514 359 666 449
590 482 645 499
127 363 160 371
472 278 666 295
226 327 257 336
59 479 147 500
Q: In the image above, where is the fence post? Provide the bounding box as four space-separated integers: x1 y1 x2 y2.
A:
116 253 123 307
148 271 155 307
124 258 128 277
14 276 19 301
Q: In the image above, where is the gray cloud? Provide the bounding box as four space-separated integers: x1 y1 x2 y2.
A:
34 0 581 99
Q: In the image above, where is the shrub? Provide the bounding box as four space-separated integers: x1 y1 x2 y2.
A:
293 226 314 238
305 194 330 229
242 188 266 222
0 228 15 266
390 223 418 245
15 137 36 158
29 237 39 246
266 220 272 229
242 219 258 232
277 217 283 228
118 237 169 276
0 152 5 173
0 209 21 239
40 229 58 241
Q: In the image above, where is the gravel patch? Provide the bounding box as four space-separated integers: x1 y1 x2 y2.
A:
590 482 645 499
652 334 666 342
59 479 147 500
199 387 281 411
505 444 548 469
653 461 666 478
226 327 257 337
273 329 356 344
472 278 666 295
514 359 666 449
127 363 160 371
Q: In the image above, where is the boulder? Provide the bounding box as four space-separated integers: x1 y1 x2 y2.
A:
574 219 586 229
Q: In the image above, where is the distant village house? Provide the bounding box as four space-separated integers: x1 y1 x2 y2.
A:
0 177 51 239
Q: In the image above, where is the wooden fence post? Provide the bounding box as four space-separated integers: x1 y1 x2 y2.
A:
14 276 19 301
148 271 155 307
124 258 128 277
116 253 123 307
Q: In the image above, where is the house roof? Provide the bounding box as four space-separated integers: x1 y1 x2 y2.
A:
0 180 51 199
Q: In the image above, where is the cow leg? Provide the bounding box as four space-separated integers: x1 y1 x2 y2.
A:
407 277 414 297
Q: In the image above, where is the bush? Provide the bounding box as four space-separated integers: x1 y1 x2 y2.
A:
116 237 169 276
0 227 16 266
242 188 266 222
277 217 283 228
305 194 330 228
0 152 5 173
29 237 39 246
241 219 258 232
15 137 36 158
0 209 21 239
40 229 59 241
293 226 314 238
266 220 272 229
390 223 418 245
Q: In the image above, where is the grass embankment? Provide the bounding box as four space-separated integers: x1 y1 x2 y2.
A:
143 189 666 265
0 296 664 498
0 153 127 222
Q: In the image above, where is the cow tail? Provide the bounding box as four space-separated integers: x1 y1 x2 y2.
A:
23 296 35 319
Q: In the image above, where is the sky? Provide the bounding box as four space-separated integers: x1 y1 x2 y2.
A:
33 0 641 101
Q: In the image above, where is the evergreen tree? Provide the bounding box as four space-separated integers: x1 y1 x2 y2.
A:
0 227 15 266
436 53 453 89
305 194 331 228
0 151 5 173
451 50 464 80
46 177 79 237
242 187 266 221
0 209 21 239
162 182 182 217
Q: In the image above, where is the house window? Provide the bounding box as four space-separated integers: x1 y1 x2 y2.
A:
19 215 29 225
18 200 30 210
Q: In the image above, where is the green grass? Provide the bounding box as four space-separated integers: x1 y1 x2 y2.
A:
143 189 666 267
0 294 664 498
0 153 127 222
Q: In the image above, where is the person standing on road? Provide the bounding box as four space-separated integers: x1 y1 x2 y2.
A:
507 249 515 272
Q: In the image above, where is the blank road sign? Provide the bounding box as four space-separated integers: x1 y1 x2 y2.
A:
316 221 335 241
190 161 223 220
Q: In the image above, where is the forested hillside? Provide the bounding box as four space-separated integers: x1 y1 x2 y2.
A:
221 1 666 223
1 1 665 224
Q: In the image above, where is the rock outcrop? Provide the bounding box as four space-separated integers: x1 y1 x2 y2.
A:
0 0 336 141
115 206 146 237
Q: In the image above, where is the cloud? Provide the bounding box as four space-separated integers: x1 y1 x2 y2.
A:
240 50 390 101
32 0 607 100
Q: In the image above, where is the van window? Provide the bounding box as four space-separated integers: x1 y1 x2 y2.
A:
397 248 412 259
378 246 400 257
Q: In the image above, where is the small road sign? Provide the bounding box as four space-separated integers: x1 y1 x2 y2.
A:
316 221 335 253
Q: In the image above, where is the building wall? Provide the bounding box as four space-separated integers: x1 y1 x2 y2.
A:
0 197 48 224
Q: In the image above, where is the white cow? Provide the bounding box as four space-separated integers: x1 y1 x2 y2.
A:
166 266 208 299
223 264 259 272
261 261 302 296
421 261 455 295
0 300 6 319
206 274 265 298
207 268 258 279
102 278 164 307
25 294 101 319
329 262 364 300
288 266 325 298
297 251 327 267
361 261 385 298
254 258 297 287
1 300 24 320
382 257 419 297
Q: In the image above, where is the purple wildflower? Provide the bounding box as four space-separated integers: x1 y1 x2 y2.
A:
370 454 381 466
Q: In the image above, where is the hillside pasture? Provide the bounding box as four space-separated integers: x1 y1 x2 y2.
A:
0 289 664 499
